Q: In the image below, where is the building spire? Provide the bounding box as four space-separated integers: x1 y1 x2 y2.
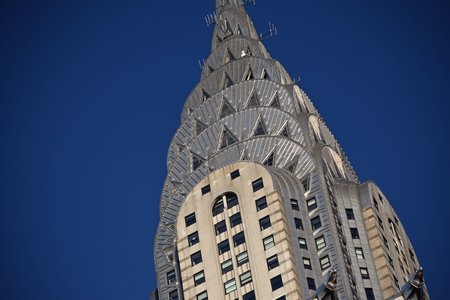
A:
212 0 259 49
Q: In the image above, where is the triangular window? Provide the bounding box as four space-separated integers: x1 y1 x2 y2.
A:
246 91 259 108
269 93 281 108
176 144 185 155
235 24 242 35
223 48 234 64
192 153 205 171
208 65 214 73
219 97 235 118
202 89 210 102
243 65 254 81
222 72 233 89
240 148 248 160
217 34 223 44
279 123 290 138
261 69 270 80
245 45 252 56
219 127 238 150
286 160 298 173
195 119 208 135
263 151 275 166
252 116 267 136
224 19 233 36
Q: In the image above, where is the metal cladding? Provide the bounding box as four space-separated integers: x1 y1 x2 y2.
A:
153 1 427 299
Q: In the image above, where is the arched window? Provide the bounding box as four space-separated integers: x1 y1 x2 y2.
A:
225 192 239 209
212 198 224 216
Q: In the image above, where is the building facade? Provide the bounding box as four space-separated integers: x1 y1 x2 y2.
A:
153 1 427 299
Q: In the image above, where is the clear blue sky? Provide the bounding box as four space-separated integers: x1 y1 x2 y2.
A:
1 0 448 299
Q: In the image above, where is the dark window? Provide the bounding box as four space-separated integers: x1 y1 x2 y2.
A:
233 231 246 247
383 235 389 249
346 208 355 220
360 267 369 279
365 288 375 300
373 198 379 210
188 231 199 246
378 216 384 230
240 270 252 286
303 257 312 269
236 251 249 266
243 291 256 300
270 275 283 291
226 193 239 208
215 220 227 235
201 185 210 195
259 216 271 231
221 259 233 274
212 198 224 216
350 227 360 239
409 249 416 263
194 271 205 286
252 178 264 192
307 277 316 290
276 297 286 300
307 197 317 211
255 196 268 211
230 212 242 227
169 290 178 300
301 176 310 192
167 270 176 284
310 216 322 231
267 254 279 270
230 169 240 180
290 199 299 211
298 237 308 250
218 239 230 255
191 251 202 266
294 218 303 230
185 213 196 227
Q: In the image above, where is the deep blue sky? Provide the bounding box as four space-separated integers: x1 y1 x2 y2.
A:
1 0 448 299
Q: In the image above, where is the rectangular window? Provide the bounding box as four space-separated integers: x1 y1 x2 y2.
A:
259 215 271 231
237 251 249 266
191 251 202 266
169 290 178 300
252 177 264 192
201 184 210 195
320 255 331 270
196 291 208 300
230 169 240 180
167 270 176 284
315 236 326 250
240 270 252 286
226 193 239 208
290 199 299 211
267 254 279 270
365 288 375 300
218 239 230 255
243 291 256 300
307 277 316 290
194 271 205 286
215 220 227 235
301 175 310 192
263 235 275 250
185 212 196 227
355 247 364 259
230 212 242 227
350 227 359 239
255 196 268 211
303 257 312 269
294 217 303 230
233 231 246 247
221 259 233 274
298 237 308 250
345 208 354 220
270 274 283 291
188 231 199 246
224 278 237 294
360 267 369 279
307 197 317 211
310 216 322 231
